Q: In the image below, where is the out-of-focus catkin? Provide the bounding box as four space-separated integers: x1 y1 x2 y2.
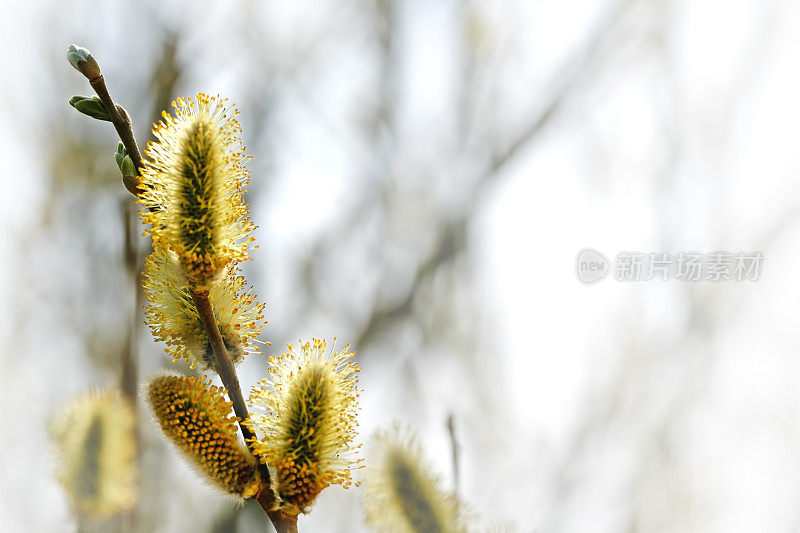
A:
143 249 267 371
50 389 137 519
138 93 255 290
363 428 465 533
147 375 259 497
246 339 361 515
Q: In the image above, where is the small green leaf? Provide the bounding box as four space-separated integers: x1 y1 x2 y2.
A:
114 143 126 168
69 96 111 121
114 143 137 178
120 155 136 178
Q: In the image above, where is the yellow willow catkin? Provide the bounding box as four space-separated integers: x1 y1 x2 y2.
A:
50 390 137 519
363 427 466 533
246 339 361 515
143 249 267 371
138 93 255 290
147 375 259 498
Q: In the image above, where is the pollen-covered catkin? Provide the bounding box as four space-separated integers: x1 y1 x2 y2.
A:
147 375 259 497
138 93 255 290
143 249 267 371
246 339 361 515
363 427 466 533
50 389 137 519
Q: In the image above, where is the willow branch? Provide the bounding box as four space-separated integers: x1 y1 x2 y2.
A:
70 47 258 451
256 487 299 533
192 290 286 529
90 77 145 196
70 47 144 197
189 291 255 443
70 46 283 530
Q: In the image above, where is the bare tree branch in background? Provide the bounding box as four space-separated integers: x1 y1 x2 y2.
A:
447 413 461 495
348 0 633 353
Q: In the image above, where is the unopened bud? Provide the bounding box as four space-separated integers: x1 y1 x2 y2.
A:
67 44 101 81
115 143 136 177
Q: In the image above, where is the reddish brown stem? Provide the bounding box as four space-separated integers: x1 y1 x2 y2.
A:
256 487 298 533
88 75 145 197
192 290 283 529
190 291 256 444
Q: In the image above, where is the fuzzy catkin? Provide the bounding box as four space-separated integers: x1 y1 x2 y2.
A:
148 375 259 497
138 93 255 290
363 428 465 533
246 339 361 515
143 249 267 371
50 390 138 518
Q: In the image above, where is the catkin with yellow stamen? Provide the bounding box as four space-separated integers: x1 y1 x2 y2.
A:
143 249 267 371
138 93 255 290
147 375 259 497
246 339 361 515
363 427 465 533
50 390 137 519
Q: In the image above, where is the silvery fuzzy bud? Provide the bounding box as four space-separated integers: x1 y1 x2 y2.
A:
67 44 101 81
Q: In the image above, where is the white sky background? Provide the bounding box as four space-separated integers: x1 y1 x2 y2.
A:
2 0 800 532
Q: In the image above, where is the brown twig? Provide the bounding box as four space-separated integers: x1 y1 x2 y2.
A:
89 76 145 197
191 290 288 529
256 487 299 533
70 48 145 197
190 291 255 444
191 291 286 530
